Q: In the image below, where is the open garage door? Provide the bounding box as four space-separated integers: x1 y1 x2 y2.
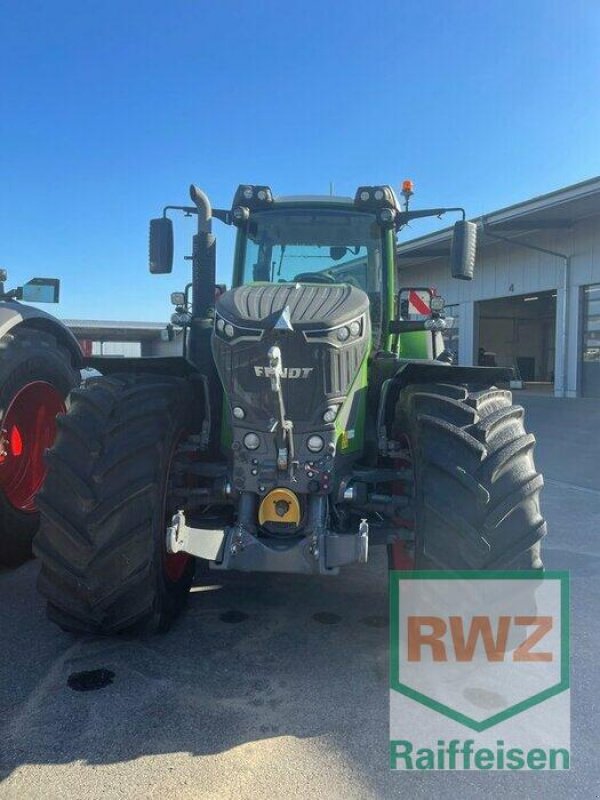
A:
477 291 557 391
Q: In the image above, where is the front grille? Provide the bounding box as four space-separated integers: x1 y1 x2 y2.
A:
212 329 368 432
323 340 365 396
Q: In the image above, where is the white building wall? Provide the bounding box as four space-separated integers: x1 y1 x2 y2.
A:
146 331 185 356
397 214 600 397
91 341 142 357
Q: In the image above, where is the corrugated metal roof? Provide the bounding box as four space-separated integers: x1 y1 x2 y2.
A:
397 175 600 259
62 319 165 330
61 319 167 342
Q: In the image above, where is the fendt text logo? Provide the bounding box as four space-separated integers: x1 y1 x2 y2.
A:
389 572 570 771
254 366 313 379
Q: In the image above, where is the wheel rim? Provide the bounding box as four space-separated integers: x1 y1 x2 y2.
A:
164 544 190 583
0 381 65 512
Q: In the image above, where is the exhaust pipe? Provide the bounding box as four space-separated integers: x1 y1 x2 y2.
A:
189 185 220 446
189 184 216 322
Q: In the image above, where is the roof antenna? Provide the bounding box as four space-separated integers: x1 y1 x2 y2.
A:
329 181 334 196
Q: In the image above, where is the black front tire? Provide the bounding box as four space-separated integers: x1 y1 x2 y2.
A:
392 383 546 570
34 374 196 635
0 326 79 567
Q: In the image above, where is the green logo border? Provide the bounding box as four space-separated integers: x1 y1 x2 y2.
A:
389 570 570 732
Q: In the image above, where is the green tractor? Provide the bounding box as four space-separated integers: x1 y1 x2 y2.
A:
34 183 546 634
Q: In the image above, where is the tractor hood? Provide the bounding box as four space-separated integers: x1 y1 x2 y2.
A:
212 283 371 436
215 283 368 331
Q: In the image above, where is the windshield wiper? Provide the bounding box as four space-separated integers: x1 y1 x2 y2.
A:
276 245 286 279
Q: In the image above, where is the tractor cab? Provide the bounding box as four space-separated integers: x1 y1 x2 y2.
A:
149 183 475 365
229 189 391 348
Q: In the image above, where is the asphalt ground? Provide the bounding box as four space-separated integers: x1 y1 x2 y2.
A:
1 395 598 799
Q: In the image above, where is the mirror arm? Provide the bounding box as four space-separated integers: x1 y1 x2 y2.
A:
213 209 231 225
161 206 231 225
395 206 466 228
162 205 197 218
442 207 466 221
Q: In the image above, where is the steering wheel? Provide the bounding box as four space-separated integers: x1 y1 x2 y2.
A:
292 271 336 284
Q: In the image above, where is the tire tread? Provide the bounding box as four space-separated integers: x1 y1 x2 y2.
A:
34 373 194 634
393 382 545 569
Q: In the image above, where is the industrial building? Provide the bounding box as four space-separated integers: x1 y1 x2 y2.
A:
63 319 182 357
397 176 600 397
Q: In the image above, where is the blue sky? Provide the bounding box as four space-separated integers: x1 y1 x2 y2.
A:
2 0 599 321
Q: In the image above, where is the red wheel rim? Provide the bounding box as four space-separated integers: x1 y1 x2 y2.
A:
0 381 65 512
164 548 190 582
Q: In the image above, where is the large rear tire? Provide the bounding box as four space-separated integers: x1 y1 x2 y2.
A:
391 383 546 570
0 326 79 567
33 374 196 634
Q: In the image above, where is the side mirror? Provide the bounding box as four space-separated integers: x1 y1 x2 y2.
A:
450 220 477 280
149 217 174 274
20 278 60 304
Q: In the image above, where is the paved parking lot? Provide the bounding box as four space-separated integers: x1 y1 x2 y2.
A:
1 396 598 799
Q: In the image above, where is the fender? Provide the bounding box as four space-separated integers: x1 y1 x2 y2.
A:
377 359 515 452
0 300 84 368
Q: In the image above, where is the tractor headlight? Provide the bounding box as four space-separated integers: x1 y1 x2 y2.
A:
244 432 260 450
337 326 350 342
323 405 340 423
232 185 274 209
377 207 396 226
424 317 453 331
307 435 324 453
430 295 445 313
232 206 250 224
232 406 245 420
354 185 398 210
171 310 192 327
214 314 263 342
349 320 361 337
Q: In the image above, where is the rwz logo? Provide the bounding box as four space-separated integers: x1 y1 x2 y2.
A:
390 572 569 740
254 366 313 378
408 615 553 663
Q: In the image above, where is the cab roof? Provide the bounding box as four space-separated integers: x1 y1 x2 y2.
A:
273 194 354 205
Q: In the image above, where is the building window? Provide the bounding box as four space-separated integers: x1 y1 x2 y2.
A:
444 304 460 364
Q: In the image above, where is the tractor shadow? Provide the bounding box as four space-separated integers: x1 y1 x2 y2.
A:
1 478 597 793
0 554 390 782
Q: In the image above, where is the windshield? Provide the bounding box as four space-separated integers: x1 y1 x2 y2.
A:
238 208 383 301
